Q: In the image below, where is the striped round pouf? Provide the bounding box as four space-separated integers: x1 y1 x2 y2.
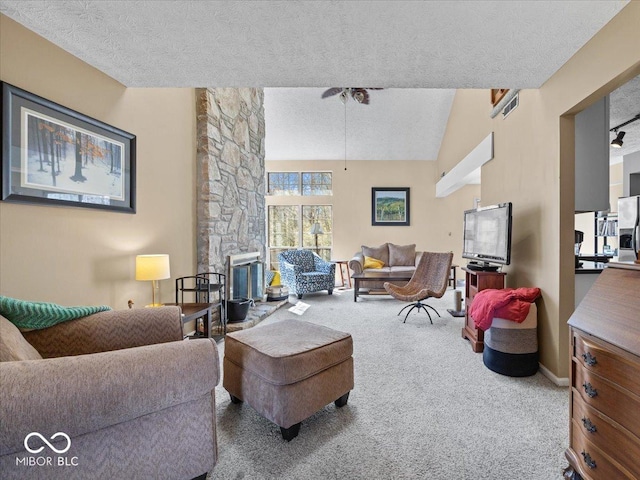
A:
483 303 538 377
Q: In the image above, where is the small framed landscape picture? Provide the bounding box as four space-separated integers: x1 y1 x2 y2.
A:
371 187 410 226
1 82 136 213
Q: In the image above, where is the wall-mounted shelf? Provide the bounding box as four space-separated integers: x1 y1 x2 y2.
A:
593 213 618 257
596 215 617 237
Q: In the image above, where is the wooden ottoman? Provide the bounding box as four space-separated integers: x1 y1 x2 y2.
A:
223 319 354 441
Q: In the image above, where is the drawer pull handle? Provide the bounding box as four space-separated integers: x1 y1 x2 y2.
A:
581 352 597 366
581 417 597 433
581 451 597 469
582 382 598 398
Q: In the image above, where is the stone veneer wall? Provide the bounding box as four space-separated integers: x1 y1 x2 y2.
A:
196 88 266 275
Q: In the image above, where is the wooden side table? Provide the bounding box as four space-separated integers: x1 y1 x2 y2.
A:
333 260 352 288
449 264 458 288
165 303 216 338
461 268 506 352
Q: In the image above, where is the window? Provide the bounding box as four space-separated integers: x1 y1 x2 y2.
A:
268 205 333 269
302 205 332 256
268 172 300 195
267 171 333 270
268 172 331 196
302 172 332 195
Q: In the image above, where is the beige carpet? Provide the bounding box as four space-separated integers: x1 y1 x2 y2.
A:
211 289 569 479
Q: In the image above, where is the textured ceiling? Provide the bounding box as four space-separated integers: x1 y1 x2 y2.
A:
609 75 640 160
0 1 632 163
265 88 455 161
0 0 628 88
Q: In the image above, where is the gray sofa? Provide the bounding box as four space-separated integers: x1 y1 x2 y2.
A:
0 307 219 480
349 243 422 290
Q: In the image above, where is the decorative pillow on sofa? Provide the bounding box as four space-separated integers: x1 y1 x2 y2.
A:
362 243 389 266
0 315 42 362
388 243 416 266
363 256 385 269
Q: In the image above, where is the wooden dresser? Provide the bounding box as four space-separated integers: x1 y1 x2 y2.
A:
461 268 506 353
565 262 640 480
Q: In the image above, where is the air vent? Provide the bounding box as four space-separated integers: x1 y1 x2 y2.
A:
502 93 519 118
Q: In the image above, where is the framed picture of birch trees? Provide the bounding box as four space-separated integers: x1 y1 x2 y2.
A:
1 82 136 213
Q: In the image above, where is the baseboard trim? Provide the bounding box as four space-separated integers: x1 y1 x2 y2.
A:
539 363 570 387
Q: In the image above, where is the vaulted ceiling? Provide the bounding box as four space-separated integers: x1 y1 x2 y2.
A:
0 1 631 161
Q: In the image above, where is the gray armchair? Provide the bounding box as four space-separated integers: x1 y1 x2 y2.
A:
0 307 219 480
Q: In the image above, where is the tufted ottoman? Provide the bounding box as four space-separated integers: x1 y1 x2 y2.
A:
223 319 354 441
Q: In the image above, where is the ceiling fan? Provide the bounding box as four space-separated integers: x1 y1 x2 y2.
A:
321 87 383 105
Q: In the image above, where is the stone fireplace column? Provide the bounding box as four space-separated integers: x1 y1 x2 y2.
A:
196 88 266 275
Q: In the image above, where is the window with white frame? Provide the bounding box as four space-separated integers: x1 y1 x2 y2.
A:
267 171 333 270
268 172 300 195
268 205 332 269
268 172 332 196
301 172 332 195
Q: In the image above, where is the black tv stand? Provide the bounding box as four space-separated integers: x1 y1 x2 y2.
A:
466 262 499 272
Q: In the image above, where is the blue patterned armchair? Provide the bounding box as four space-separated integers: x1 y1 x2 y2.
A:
277 250 336 299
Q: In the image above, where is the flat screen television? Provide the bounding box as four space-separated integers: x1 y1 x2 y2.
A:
462 202 512 270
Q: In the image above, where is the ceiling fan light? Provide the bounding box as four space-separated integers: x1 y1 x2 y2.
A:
353 91 365 103
339 90 349 104
611 130 625 148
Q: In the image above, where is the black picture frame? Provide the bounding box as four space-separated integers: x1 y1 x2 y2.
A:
371 187 410 226
1 82 136 213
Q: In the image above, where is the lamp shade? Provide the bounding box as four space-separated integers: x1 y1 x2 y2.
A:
135 254 170 281
309 222 324 235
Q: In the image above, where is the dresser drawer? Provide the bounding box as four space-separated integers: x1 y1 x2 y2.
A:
571 420 636 479
572 392 640 475
574 330 640 397
573 361 640 439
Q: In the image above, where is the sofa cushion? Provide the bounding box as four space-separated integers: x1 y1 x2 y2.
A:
362 243 389 266
363 256 385 269
388 243 416 266
0 315 42 362
389 265 416 273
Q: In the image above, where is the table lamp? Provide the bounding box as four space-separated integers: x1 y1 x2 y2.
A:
135 254 170 307
309 222 324 255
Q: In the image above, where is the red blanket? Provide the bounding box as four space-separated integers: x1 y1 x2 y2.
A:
469 287 541 331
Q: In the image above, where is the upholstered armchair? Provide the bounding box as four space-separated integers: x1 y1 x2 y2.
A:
0 307 219 480
278 250 336 299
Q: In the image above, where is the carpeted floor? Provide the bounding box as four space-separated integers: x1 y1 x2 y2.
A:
211 289 569 479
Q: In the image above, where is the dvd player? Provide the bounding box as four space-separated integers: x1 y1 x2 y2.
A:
466 262 499 272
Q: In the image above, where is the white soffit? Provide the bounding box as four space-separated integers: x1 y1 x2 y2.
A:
0 1 629 88
436 133 493 197
265 88 455 161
